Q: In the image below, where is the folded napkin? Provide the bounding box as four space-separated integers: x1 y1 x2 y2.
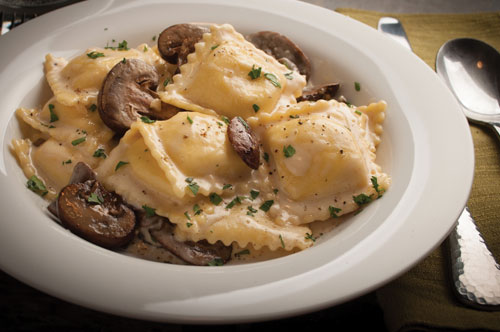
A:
336 8 500 332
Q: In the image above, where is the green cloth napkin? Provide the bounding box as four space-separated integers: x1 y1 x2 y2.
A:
336 8 500 332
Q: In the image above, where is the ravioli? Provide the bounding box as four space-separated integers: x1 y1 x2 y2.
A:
97 113 313 251
45 44 169 107
159 24 306 119
250 99 390 225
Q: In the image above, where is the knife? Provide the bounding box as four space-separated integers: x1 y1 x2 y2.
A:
377 17 500 310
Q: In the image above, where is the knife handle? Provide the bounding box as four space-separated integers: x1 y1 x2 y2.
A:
449 206 500 309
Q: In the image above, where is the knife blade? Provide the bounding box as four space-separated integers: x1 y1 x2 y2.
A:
377 17 412 51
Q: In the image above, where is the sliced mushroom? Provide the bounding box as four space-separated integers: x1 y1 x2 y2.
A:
145 215 232 266
246 31 311 80
98 58 174 134
297 83 340 102
227 117 260 169
57 179 136 249
47 162 97 218
157 24 208 66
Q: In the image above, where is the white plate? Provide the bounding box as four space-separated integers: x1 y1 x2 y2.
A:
0 0 474 324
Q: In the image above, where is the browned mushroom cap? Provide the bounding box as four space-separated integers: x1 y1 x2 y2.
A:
47 162 97 218
98 58 169 134
146 215 232 266
246 31 311 80
157 24 208 66
57 180 136 249
297 83 340 102
227 117 260 169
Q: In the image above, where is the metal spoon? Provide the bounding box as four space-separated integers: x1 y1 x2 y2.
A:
436 38 500 309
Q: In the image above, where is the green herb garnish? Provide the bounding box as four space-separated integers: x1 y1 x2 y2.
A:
283 145 296 158
329 206 341 218
163 78 170 87
71 136 86 146
184 211 191 220
117 40 129 50
187 115 193 124
222 184 232 190
353 193 373 205
211 44 219 50
263 152 269 163
62 159 72 165
252 104 260 113
355 110 362 115
88 104 97 112
221 116 230 125
115 161 129 171
193 204 202 215
250 190 260 200
226 196 244 209
354 81 361 91
248 65 262 80
142 205 156 217
87 51 105 59
209 193 222 205
305 233 316 242
87 193 104 205
259 200 274 212
279 234 285 248
264 73 281 88
235 249 250 257
48 104 58 122
371 176 385 197
207 258 224 266
140 116 156 123
93 148 107 159
284 72 294 80
26 175 48 196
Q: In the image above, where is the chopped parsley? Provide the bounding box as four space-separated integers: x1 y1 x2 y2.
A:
222 184 232 190
185 178 199 196
87 193 104 205
355 110 362 115
48 104 58 122
273 188 279 195
235 249 250 257
263 152 269 163
264 73 281 88
140 116 156 123
259 200 274 212
71 136 86 146
163 78 170 87
142 205 156 217
86 51 105 59
248 65 262 80
329 205 341 218
121 57 126 64
152 35 156 41
284 72 294 80
353 193 373 205
117 40 129 50
289 114 299 119
187 115 193 124
283 145 296 158
221 116 230 125
193 204 202 215
279 234 285 248
93 148 107 159
211 44 219 50
88 104 97 112
186 222 193 228
184 211 191 220
115 161 129 171
250 190 260 200
209 193 222 205
354 81 361 91
305 233 316 242
26 175 48 196
252 104 260 113
371 176 385 197
247 205 258 216
62 159 72 165
207 258 224 266
143 45 148 52
226 196 244 209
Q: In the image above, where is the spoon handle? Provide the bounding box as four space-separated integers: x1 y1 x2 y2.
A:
449 207 500 309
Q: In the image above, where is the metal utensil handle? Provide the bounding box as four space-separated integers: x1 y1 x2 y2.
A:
378 17 500 310
449 207 500 308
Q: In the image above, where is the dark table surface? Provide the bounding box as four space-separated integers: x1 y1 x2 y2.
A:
1 1 498 331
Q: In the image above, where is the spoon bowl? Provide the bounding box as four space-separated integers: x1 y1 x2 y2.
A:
436 38 500 135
